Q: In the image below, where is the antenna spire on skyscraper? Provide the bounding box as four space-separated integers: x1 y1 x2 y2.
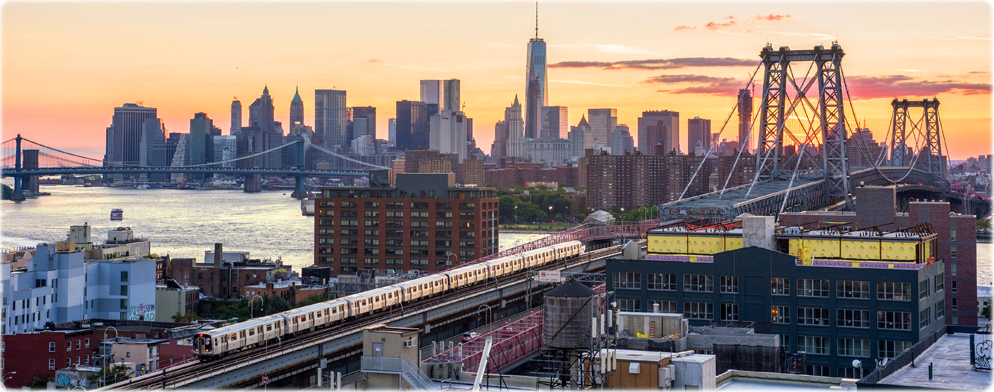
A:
535 1 539 39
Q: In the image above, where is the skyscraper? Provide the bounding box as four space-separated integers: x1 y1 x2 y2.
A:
388 118 397 145
610 125 634 155
189 112 213 167
315 89 347 148
587 109 617 152
245 86 284 168
231 98 241 135
105 103 158 167
443 79 460 112
395 100 430 151
504 96 525 157
737 89 753 153
687 116 712 155
524 7 547 140
352 106 376 140
541 106 567 140
420 80 442 114
638 110 679 155
429 109 469 161
290 86 304 130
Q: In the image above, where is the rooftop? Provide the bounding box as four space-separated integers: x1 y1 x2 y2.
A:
877 333 992 390
716 370 854 390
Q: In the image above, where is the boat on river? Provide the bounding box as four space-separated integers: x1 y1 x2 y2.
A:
110 208 123 220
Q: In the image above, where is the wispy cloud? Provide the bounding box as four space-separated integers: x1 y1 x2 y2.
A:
705 20 736 31
367 59 382 63
674 25 696 31
549 57 755 71
677 13 793 32
845 75 991 99
752 14 793 22
549 79 625 87
645 74 745 96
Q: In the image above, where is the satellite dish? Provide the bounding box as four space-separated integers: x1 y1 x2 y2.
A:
852 359 862 368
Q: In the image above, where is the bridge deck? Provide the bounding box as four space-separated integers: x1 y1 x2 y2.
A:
661 177 823 218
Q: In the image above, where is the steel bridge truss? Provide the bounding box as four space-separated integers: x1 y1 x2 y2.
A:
889 98 944 183
756 43 851 205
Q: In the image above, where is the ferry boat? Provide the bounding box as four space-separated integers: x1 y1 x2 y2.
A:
110 209 124 220
301 199 315 216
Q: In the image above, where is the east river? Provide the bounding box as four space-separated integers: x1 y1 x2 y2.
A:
1 185 548 272
2 185 990 283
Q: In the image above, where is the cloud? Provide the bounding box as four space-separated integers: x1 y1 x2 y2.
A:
645 74 746 96
844 75 991 99
752 14 792 21
674 25 697 31
549 57 755 71
705 20 736 30
969 71 989 74
367 59 382 63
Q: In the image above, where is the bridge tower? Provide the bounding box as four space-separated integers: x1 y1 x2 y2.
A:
11 134 25 201
889 98 943 184
291 137 308 199
756 43 850 205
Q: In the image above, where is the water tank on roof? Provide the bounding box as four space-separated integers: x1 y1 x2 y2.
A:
543 280 600 349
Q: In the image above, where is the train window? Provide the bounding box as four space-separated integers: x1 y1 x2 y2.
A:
267 324 272 331
240 331 246 339
249 329 255 336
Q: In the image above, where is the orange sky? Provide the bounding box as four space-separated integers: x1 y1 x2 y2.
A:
2 1 991 160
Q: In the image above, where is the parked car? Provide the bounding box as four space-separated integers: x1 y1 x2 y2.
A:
462 332 479 342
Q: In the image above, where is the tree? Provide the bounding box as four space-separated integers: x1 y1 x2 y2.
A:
978 218 991 232
264 294 291 314
26 376 47 389
1 184 12 200
172 311 200 322
983 302 991 320
87 363 133 387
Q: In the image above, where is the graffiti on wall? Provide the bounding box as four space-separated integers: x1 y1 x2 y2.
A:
128 303 156 321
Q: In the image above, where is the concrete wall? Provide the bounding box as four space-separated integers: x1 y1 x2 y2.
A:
672 354 716 390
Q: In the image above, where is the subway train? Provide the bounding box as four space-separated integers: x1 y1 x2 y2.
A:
193 241 585 359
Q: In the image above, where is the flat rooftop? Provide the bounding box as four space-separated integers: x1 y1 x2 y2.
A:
877 333 992 390
662 178 821 210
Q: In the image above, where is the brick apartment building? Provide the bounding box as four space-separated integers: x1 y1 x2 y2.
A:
314 171 499 276
167 244 292 300
779 185 979 327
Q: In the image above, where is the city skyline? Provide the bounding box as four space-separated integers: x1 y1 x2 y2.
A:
2 2 991 159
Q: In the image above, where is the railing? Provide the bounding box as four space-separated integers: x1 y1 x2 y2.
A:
424 311 545 373
361 356 438 390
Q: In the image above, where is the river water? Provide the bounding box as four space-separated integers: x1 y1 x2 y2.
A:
0 185 548 272
2 185 990 283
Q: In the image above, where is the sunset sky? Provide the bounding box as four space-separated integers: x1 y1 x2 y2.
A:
2 1 991 160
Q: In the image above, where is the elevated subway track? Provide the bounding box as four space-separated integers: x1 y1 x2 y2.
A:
105 245 624 390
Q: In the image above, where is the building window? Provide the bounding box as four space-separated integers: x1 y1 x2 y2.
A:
49 342 55 352
772 306 790 324
797 307 830 326
647 273 676 291
720 276 738 294
951 280 957 294
878 340 911 358
617 299 641 312
838 338 870 358
49 358 55 370
720 303 738 321
683 274 714 292
919 280 930 299
837 280 870 299
952 263 957 276
837 309 870 328
838 367 860 379
771 278 790 295
797 279 829 297
85 338 90 348
798 336 828 355
877 311 912 330
934 274 944 292
683 302 714 320
613 272 641 290
806 365 829 376
935 300 945 319
76 340 80 350
121 271 128 282
950 245 957 258
121 299 127 310
952 297 958 311
877 282 911 301
648 300 677 313
120 285 128 296
781 335 791 353
951 228 957 239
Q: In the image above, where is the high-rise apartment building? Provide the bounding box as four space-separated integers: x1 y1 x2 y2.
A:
395 100 431 151
231 98 242 135
638 110 679 155
687 117 712 155
290 86 304 131
584 150 666 210
314 172 498 276
315 89 347 148
541 106 568 140
737 89 753 153
105 103 158 167
587 109 617 153
644 120 670 155
525 36 548 140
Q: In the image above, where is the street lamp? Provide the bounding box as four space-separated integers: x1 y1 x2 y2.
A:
514 205 518 226
478 304 493 326
265 334 283 390
549 206 554 224
446 253 456 269
250 294 264 319
4 371 17 384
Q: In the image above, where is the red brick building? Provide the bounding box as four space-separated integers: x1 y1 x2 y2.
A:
314 172 499 276
780 185 979 327
167 247 291 300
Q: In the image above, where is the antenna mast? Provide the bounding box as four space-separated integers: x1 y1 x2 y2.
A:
535 2 539 39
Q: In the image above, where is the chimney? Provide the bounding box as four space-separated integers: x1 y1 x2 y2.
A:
214 243 223 268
